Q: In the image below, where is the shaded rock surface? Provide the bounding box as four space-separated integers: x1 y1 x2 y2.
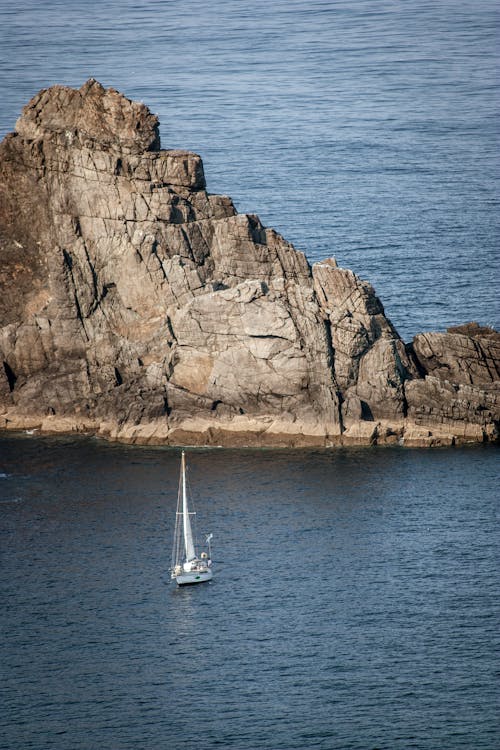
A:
0 80 498 447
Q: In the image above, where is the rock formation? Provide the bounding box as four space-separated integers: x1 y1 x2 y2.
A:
0 80 498 447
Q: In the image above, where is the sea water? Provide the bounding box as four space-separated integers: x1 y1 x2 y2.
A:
0 2 499 748
0 436 499 749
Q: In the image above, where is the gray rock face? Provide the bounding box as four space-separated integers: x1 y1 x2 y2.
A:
411 323 500 385
313 260 418 423
16 79 161 153
405 323 500 443
0 81 498 446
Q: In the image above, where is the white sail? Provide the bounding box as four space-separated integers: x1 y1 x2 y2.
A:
181 451 196 562
171 451 213 585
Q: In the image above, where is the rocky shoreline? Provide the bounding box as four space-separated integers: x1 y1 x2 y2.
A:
1 81 498 448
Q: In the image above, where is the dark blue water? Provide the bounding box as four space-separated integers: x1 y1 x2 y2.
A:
1 0 499 340
1 5 499 747
0 435 499 749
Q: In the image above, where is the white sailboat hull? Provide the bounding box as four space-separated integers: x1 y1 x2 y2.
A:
176 568 213 586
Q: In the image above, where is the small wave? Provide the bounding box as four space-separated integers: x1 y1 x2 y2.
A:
0 472 10 479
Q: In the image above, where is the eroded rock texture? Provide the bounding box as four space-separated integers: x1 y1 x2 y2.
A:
405 323 500 445
0 81 498 446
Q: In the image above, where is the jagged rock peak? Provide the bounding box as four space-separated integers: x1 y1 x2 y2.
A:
15 78 161 153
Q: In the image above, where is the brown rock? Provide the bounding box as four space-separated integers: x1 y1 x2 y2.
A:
0 81 498 447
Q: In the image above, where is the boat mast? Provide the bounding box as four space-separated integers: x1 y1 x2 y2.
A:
181 451 196 562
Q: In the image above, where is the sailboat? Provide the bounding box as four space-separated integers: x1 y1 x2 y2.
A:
170 451 213 586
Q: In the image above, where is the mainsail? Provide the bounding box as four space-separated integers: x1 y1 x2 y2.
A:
181 451 196 562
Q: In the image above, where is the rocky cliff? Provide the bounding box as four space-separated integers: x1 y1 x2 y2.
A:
0 80 498 447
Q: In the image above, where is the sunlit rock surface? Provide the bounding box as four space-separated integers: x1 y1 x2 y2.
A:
0 81 498 446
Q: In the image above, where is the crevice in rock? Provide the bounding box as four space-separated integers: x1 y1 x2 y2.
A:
392 341 412 418
323 318 336 374
336 389 345 433
401 381 409 419
164 315 177 346
101 282 116 299
73 293 88 339
3 361 17 392
248 333 287 341
472 338 497 382
83 243 100 315
150 239 168 282
114 367 123 386
62 248 89 339
163 395 172 416
62 248 73 269
360 401 374 421
72 216 82 237
405 341 427 378
322 317 345 431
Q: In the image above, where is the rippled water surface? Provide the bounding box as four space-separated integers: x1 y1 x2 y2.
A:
1 0 499 340
0 435 499 749
1 5 499 748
